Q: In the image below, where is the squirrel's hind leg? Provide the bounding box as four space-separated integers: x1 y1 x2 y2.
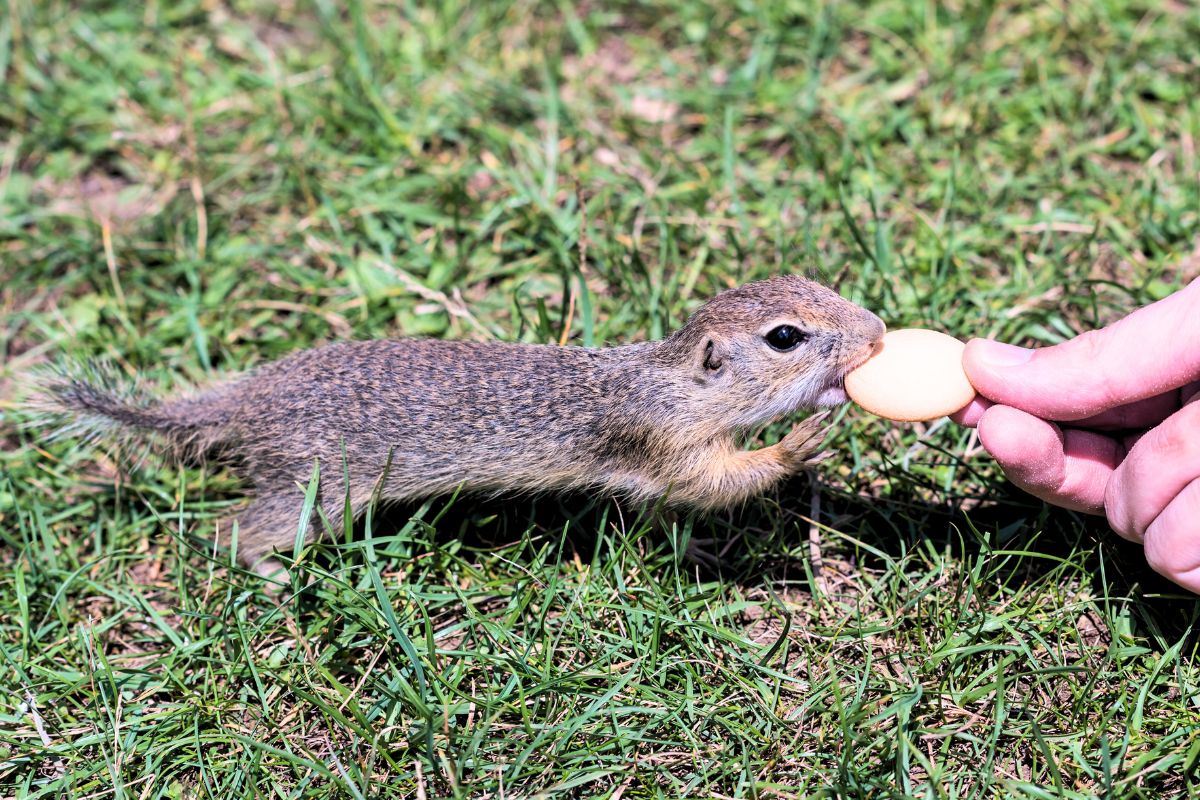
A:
230 476 377 583
229 489 309 582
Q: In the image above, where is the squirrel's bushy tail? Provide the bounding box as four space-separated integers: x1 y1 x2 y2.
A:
26 363 233 462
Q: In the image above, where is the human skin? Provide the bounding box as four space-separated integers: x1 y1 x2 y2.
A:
952 278 1200 593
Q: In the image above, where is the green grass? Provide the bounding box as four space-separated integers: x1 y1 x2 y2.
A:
2 0 1200 796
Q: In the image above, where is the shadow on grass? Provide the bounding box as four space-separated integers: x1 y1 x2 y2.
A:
256 468 1199 649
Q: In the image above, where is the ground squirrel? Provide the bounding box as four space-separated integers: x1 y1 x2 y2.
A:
36 275 885 577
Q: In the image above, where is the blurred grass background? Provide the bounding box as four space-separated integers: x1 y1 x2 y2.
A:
1 0 1199 796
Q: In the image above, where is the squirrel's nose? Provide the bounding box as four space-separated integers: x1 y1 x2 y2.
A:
867 312 886 342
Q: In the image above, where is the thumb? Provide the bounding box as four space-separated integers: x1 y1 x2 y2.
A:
962 279 1200 421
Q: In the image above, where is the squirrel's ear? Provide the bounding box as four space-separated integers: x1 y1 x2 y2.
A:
695 338 726 382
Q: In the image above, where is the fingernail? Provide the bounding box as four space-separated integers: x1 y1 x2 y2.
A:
973 340 1034 367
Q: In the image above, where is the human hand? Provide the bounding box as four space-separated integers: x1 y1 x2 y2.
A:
952 279 1200 593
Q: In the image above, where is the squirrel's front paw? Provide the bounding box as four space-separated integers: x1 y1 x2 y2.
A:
778 412 832 470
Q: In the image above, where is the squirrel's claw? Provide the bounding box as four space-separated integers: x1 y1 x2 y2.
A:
779 411 833 469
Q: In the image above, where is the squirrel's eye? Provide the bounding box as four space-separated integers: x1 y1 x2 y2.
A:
764 325 808 352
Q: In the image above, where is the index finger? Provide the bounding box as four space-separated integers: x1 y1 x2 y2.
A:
962 279 1200 421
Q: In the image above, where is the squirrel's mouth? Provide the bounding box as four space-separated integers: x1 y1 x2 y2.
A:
817 343 881 407
816 371 852 407
815 383 848 407
843 340 882 375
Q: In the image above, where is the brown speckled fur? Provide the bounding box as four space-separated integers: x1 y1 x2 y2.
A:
40 276 884 576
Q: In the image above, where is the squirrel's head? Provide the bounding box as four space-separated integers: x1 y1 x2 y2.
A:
667 275 885 428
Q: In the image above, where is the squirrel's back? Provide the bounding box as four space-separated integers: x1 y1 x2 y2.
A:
220 339 661 493
33 339 670 487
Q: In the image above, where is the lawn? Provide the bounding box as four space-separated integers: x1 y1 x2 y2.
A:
2 0 1199 797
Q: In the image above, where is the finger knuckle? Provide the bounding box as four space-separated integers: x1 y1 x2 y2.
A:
1067 329 1109 362
1104 493 1136 541
1061 331 1125 410
1144 536 1181 577
1142 478 1200 580
1155 402 1200 462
